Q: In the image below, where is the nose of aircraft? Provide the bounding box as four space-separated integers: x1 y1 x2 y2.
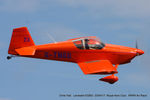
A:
136 49 144 55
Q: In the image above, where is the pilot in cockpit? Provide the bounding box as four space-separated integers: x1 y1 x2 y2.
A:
73 37 105 50
84 38 105 50
84 39 90 49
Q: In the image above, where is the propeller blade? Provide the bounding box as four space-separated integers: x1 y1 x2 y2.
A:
136 40 138 49
135 40 144 56
135 40 139 56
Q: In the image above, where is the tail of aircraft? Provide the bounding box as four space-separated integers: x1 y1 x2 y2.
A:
8 27 35 55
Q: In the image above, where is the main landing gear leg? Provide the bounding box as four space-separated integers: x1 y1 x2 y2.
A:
99 64 119 84
115 64 119 69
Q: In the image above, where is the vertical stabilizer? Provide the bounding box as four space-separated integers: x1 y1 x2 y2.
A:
8 27 35 55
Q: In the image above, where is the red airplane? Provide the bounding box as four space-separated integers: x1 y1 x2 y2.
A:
7 27 144 84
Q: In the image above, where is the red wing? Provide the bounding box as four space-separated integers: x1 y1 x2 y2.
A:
77 60 117 75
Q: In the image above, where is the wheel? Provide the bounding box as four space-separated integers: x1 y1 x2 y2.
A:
7 56 11 60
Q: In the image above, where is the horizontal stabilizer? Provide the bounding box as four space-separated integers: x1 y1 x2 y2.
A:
15 47 35 56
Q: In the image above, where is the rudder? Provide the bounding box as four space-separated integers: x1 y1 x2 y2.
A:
8 27 35 55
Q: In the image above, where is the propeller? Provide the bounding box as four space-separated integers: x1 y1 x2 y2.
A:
136 40 139 56
135 40 144 56
136 40 138 49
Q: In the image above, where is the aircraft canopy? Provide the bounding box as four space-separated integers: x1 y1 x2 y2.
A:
73 37 105 50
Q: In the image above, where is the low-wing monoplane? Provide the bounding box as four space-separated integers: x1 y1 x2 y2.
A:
7 27 144 84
